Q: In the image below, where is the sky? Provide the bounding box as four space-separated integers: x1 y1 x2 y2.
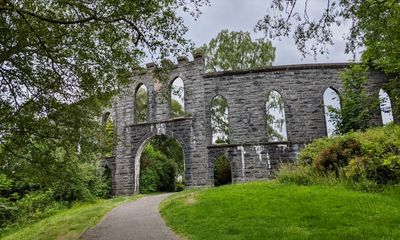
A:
181 0 358 65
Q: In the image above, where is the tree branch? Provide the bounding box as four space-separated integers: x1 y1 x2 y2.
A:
0 41 25 64
0 6 97 25
17 11 65 86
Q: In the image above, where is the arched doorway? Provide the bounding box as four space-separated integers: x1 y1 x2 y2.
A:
214 155 232 186
134 135 185 193
102 165 113 197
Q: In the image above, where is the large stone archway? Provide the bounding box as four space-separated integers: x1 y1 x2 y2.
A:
132 124 190 194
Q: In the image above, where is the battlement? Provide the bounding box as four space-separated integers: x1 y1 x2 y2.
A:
143 53 204 70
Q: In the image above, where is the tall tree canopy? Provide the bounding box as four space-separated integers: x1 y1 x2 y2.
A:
0 0 208 211
198 30 275 72
0 0 208 151
256 0 399 60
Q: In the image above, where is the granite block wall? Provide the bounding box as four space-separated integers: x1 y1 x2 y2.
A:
105 57 390 195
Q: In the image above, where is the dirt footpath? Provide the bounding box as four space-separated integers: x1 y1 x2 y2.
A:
81 193 179 240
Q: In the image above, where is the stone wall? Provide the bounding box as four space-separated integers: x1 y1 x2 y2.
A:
107 57 390 195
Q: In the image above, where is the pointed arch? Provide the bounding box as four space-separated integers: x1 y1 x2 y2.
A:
133 133 186 194
379 88 394 125
102 111 115 158
102 112 111 126
323 87 341 137
266 90 287 142
170 77 185 118
211 95 229 144
135 83 148 123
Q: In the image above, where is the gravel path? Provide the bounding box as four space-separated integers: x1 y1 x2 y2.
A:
81 193 179 240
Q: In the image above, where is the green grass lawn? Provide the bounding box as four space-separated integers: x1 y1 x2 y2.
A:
160 181 400 240
1 195 141 240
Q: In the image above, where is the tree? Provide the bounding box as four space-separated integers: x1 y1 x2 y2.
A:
171 99 185 118
256 0 399 121
0 0 208 153
256 0 398 58
198 30 275 72
329 65 380 134
200 28 275 141
359 1 400 119
0 0 209 219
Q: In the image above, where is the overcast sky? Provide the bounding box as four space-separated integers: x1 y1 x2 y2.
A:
182 0 358 65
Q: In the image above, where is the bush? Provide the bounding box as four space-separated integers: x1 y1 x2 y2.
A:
294 124 400 186
0 174 15 228
175 181 185 192
314 138 362 176
0 155 112 231
158 159 177 192
140 168 158 194
0 189 68 231
139 144 177 193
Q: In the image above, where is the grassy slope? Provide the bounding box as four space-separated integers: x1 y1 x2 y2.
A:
161 181 400 240
1 195 141 240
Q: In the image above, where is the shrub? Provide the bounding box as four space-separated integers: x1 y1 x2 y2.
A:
296 124 400 186
14 189 56 222
0 174 15 228
140 168 158 194
299 137 338 166
158 159 177 192
175 181 185 192
139 144 177 193
314 138 362 176
0 155 112 231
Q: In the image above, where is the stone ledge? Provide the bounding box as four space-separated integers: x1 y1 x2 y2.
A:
207 141 296 149
128 117 193 127
203 62 353 78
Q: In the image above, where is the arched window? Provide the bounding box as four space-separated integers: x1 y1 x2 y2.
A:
266 90 287 141
211 95 229 144
135 84 148 123
102 112 114 158
170 77 185 118
379 89 394 125
102 112 111 126
323 87 341 137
